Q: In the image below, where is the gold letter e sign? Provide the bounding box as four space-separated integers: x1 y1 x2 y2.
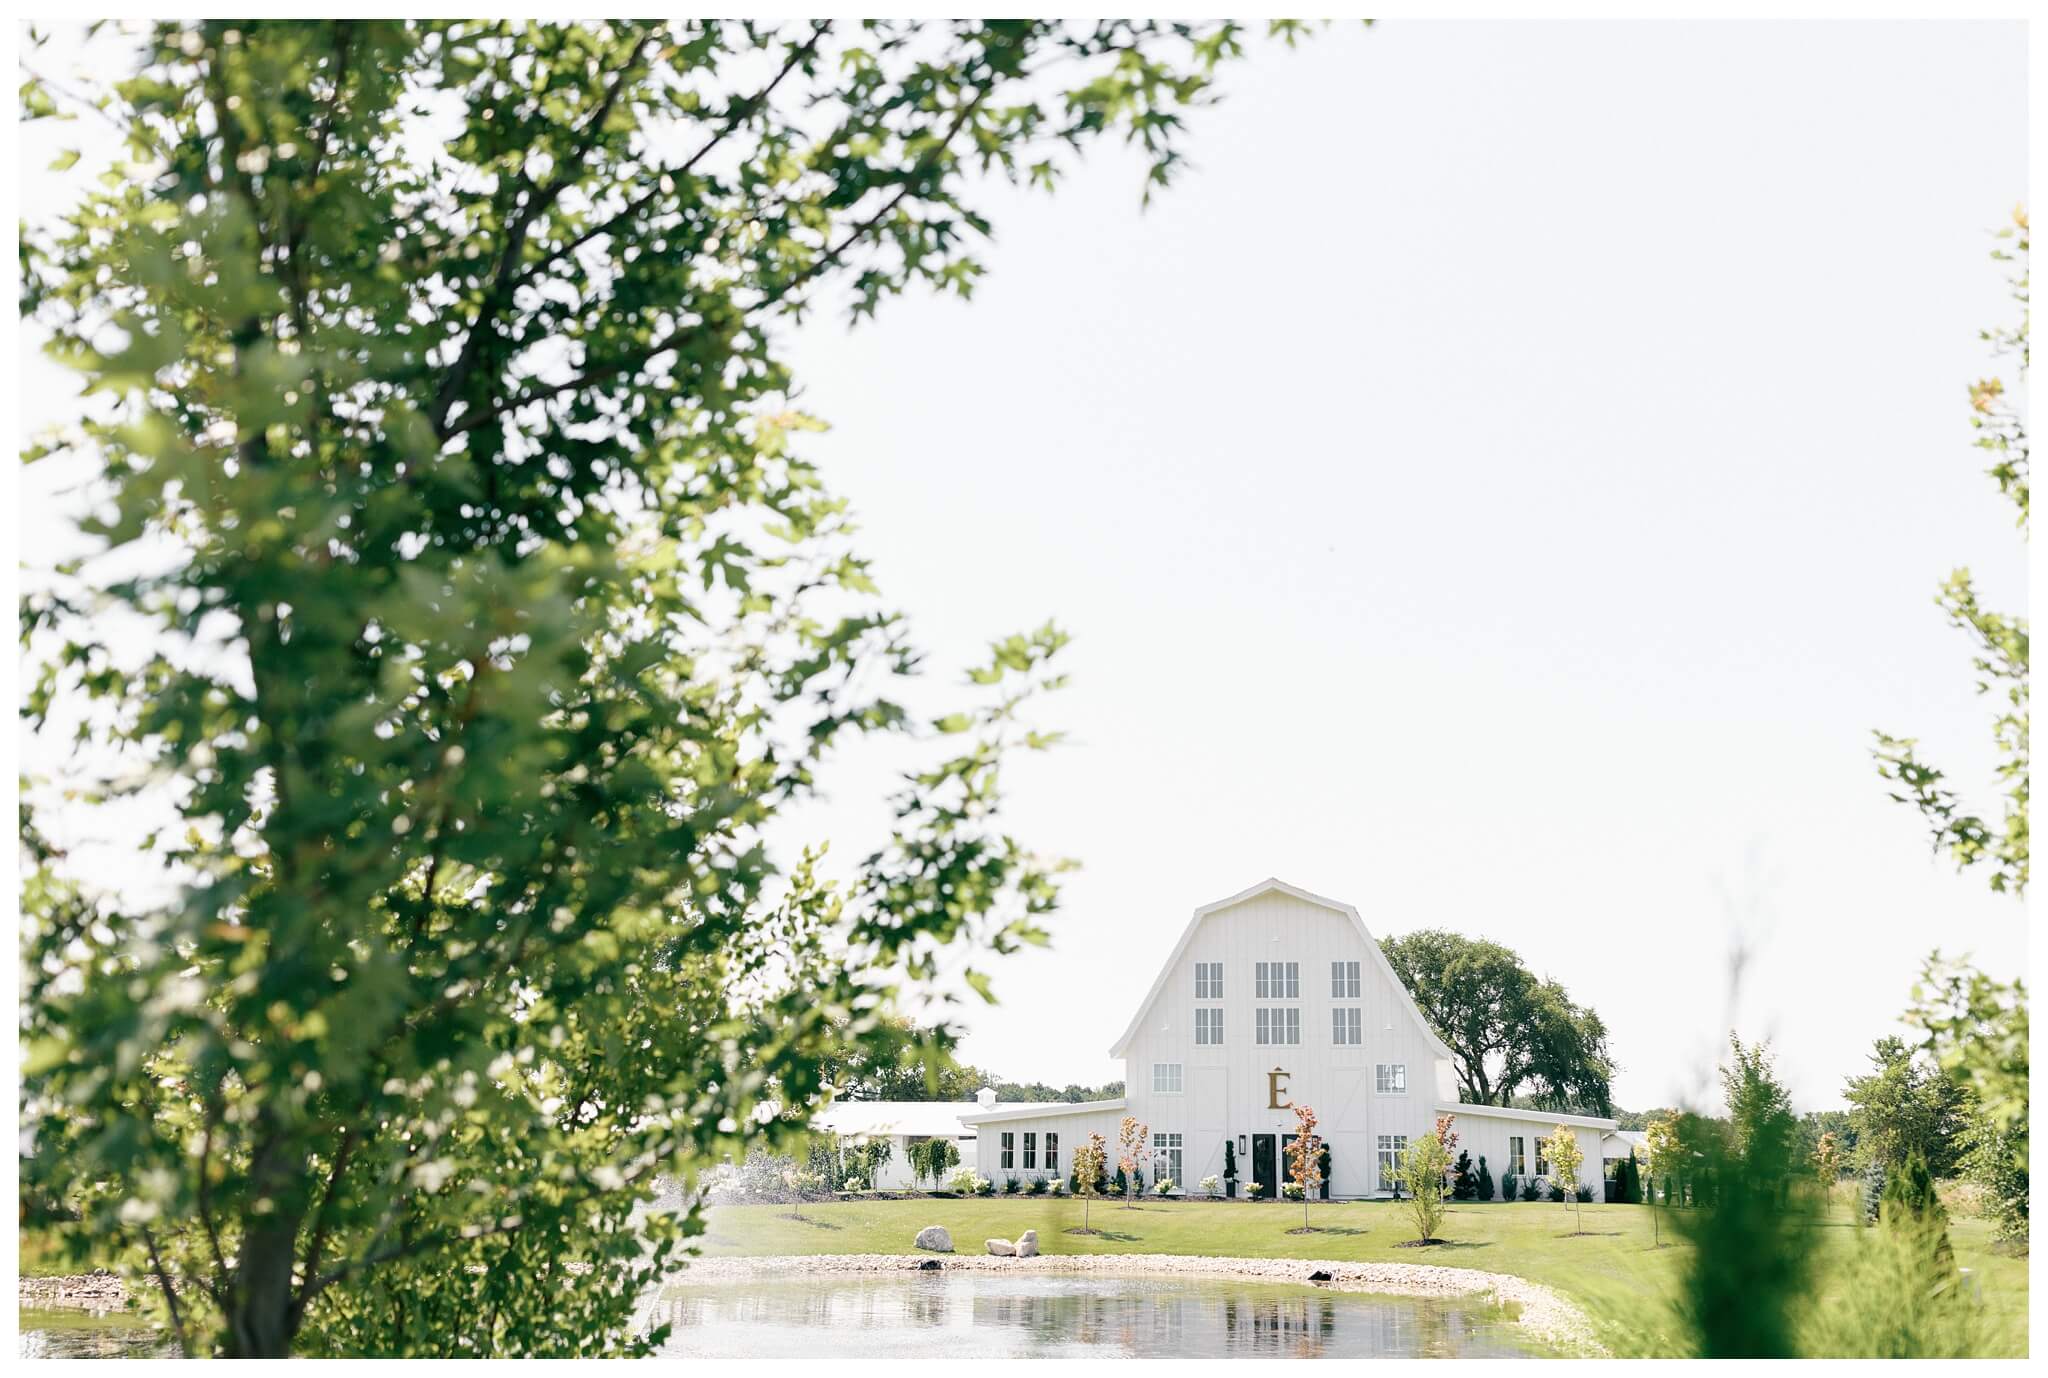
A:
1267 1067 1291 1109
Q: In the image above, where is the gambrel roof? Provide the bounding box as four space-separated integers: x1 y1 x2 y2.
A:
1107 877 1458 1064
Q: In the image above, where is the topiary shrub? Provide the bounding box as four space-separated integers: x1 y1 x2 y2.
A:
1477 1155 1495 1202
1112 1166 1128 1197
1500 1170 1516 1203
1452 1150 1476 1201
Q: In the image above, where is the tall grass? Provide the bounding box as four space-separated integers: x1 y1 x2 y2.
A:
1794 1210 2014 1357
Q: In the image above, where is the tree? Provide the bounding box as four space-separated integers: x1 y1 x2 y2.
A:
1811 1132 1846 1216
1380 932 1616 1112
991 1079 1125 1104
1284 1104 1322 1232
1791 1110 1858 1171
1722 1035 1795 1169
1873 210 2028 895
816 1016 989 1102
1843 1037 1969 1179
1477 1155 1495 1202
1644 1118 1680 1246
1543 1126 1585 1234
1116 1117 1149 1210
1955 1105 2028 1248
907 1137 959 1189
1433 1111 1460 1194
17 18 1267 1358
1223 1138 1238 1197
1400 1130 1449 1244
1876 205 2029 1250
1071 1133 1107 1235
1395 1132 1451 1244
1622 1150 1642 1206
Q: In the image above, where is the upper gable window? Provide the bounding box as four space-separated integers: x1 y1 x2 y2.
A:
1254 961 1299 1000
1194 962 1224 999
1332 960 1361 999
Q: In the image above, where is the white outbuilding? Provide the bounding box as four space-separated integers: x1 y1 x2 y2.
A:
810 1087 997 1190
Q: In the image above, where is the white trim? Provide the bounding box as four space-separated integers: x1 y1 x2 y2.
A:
1435 1101 1618 1131
1107 877 1460 1064
956 1097 1126 1126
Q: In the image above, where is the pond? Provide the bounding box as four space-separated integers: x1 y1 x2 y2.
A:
647 1272 1535 1359
19 1272 1535 1359
18 1308 177 1360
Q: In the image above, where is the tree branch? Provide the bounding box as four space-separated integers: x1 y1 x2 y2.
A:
448 79 995 439
429 29 659 438
291 1125 359 1323
506 20 831 296
140 1226 193 1358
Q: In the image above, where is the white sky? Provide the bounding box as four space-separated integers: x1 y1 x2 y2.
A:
768 18 2031 1113
14 19 2030 1115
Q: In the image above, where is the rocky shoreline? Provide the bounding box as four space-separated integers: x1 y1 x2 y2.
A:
19 1270 130 1312
670 1253 1607 1356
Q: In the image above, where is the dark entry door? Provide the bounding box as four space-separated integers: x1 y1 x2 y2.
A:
1252 1134 1277 1199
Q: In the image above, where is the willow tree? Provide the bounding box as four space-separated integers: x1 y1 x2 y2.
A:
18 18 1280 1358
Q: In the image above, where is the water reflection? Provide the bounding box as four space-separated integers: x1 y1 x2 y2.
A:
18 1309 177 1359
649 1273 1530 1360
22 1277 1530 1360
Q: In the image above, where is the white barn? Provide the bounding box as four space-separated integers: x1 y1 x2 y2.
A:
958 878 1616 1199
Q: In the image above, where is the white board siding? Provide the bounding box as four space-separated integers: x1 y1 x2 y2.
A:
1121 888 1446 1198
1439 1109 1608 1197
968 1107 1132 1186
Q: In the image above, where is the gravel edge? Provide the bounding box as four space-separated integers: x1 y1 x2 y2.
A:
25 1253 1610 1357
668 1252 1609 1356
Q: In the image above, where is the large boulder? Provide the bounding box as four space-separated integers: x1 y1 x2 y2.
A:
914 1225 954 1253
985 1237 1017 1257
1015 1229 1040 1259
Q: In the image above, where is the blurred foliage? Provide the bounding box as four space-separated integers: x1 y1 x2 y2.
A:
1871 207 2030 1253
17 17 1286 1357
1379 930 1616 1114
1874 206 2028 894
1670 1040 1804 1356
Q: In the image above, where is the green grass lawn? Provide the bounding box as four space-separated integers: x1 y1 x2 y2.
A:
692 1196 2027 1357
